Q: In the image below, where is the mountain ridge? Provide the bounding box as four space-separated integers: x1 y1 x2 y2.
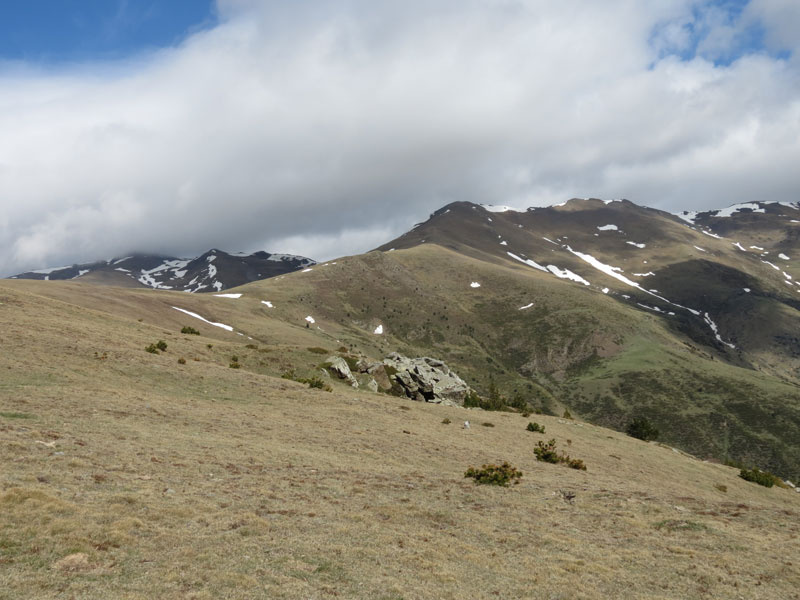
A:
8 248 315 293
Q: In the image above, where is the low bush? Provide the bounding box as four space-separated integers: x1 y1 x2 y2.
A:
482 422 495 428
441 418 451 424
156 340 167 352
626 417 659 441
229 361 241 369
464 462 522 487
145 344 159 354
307 347 328 355
181 326 200 335
562 409 573 420
534 439 587 470
177 357 186 365
526 422 545 433
739 468 780 488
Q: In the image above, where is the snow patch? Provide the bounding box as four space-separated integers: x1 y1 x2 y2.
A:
115 268 130 272
632 272 655 277
704 313 736 349
261 301 274 308
305 316 316 324
626 241 646 249
743 288 751 293
481 204 516 213
676 211 697 224
172 307 233 332
374 324 384 335
302 268 313 273
597 224 618 231
750 246 764 251
693 246 707 252
713 203 765 217
214 293 242 299
779 253 790 260
602 288 610 294
732 242 747 252
470 282 481 288
546 265 590 286
519 302 534 310
507 252 547 272
701 230 723 239
500 240 508 246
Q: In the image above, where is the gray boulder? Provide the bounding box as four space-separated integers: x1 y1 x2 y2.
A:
383 352 471 405
326 356 359 388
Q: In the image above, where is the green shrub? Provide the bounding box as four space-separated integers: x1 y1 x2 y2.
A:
481 422 495 427
464 462 522 487
231 355 239 363
739 468 780 488
626 417 659 441
181 326 200 335
229 362 241 369
177 357 186 365
441 418 451 424
534 439 560 464
156 340 167 352
245 344 258 349
145 344 159 354
534 439 587 470
307 347 328 355
562 409 573 420
526 422 545 433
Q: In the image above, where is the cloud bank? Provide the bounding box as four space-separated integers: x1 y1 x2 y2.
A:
1 0 799 274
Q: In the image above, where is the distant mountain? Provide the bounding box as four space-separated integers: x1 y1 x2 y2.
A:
8 249 315 292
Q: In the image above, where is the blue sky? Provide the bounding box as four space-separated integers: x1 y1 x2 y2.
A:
0 0 217 62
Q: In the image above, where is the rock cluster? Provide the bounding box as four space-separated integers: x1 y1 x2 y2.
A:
382 352 471 405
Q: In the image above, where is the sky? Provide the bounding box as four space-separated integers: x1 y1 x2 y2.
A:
1 0 799 275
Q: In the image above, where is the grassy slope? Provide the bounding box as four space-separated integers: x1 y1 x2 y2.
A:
236 245 800 480
1 280 799 599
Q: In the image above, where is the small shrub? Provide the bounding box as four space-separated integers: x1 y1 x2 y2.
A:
177 357 186 365
534 439 587 470
281 370 296 380
156 340 167 352
714 483 727 493
304 377 327 390
739 468 779 488
245 344 258 349
481 422 495 428
229 361 241 369
207 344 213 349
526 422 545 433
521 412 531 418
338 346 348 353
181 326 200 335
145 344 159 354
307 347 328 355
534 439 560 464
464 462 522 487
626 417 659 441
231 355 239 363
441 418 451 424
562 409 573 420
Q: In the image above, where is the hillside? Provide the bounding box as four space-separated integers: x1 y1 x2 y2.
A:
0 278 798 599
9 249 315 293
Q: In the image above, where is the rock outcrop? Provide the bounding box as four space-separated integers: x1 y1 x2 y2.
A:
326 356 359 388
382 352 471 405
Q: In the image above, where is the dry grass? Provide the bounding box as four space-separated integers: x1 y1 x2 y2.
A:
1 280 799 599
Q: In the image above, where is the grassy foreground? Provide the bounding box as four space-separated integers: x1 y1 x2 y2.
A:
1 280 799 599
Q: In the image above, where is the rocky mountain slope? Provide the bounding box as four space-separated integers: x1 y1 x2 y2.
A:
9 249 315 292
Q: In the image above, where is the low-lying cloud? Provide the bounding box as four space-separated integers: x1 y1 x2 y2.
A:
1 0 798 275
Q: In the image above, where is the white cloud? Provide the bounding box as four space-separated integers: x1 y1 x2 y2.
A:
0 0 798 275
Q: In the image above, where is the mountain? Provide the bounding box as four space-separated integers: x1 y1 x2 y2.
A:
8 249 315 292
